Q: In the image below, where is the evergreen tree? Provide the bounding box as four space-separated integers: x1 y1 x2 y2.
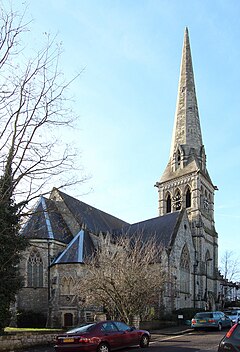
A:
0 159 28 332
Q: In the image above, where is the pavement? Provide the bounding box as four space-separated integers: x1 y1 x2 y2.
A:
150 324 193 336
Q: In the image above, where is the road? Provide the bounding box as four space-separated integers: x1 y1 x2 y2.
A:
150 329 224 351
18 330 225 352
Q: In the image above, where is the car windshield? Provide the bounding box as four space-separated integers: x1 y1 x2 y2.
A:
195 313 213 318
67 323 96 334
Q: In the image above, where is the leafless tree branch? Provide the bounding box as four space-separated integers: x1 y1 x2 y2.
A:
0 4 87 214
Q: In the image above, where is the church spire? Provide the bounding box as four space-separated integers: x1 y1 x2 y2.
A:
170 27 203 158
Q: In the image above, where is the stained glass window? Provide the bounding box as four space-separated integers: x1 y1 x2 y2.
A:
27 250 43 287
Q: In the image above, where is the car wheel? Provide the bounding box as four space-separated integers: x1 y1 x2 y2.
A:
97 342 110 352
140 334 150 348
218 323 222 331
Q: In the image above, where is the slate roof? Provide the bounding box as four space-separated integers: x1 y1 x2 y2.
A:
52 229 95 265
22 189 185 265
21 196 73 244
56 190 130 234
113 210 184 249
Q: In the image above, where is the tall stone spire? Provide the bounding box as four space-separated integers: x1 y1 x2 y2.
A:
155 28 218 312
170 27 203 158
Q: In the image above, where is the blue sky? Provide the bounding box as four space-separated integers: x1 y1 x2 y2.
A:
13 0 240 261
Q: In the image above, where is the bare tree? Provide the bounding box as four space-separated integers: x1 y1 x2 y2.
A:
218 251 240 308
0 4 84 330
0 4 85 211
78 234 167 325
220 251 240 282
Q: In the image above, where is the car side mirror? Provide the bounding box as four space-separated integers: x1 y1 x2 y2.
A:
130 326 136 331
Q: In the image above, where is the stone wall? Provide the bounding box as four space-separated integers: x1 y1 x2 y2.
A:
17 287 48 314
0 332 59 351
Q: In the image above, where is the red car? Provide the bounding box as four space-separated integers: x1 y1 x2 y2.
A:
54 320 150 352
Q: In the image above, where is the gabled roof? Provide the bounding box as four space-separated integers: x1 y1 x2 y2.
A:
52 229 95 264
54 189 129 233
21 196 73 244
113 211 184 249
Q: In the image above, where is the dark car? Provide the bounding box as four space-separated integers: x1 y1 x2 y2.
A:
54 320 150 352
191 311 232 331
218 322 240 351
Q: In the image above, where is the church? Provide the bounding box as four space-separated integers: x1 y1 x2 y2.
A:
16 28 221 328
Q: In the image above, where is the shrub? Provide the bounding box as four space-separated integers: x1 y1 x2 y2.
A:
17 310 47 328
172 308 203 321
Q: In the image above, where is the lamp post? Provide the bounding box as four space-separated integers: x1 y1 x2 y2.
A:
205 258 212 310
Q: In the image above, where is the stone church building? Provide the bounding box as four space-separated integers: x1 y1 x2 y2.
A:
16 28 221 328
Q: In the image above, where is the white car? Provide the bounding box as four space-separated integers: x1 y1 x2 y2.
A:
224 309 240 324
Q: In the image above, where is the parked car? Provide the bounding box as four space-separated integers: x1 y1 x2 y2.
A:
191 311 232 331
218 322 240 351
54 320 150 352
223 309 240 325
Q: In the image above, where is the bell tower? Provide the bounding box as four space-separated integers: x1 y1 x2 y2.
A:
155 28 218 308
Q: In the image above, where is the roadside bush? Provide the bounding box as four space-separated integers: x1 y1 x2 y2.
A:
158 312 177 321
17 310 47 328
172 308 203 321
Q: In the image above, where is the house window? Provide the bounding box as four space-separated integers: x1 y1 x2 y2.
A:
180 245 190 293
85 311 94 322
186 188 191 208
166 194 171 213
27 250 43 287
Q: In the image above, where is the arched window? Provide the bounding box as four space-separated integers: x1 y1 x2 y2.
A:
205 251 212 277
180 245 190 293
27 250 43 287
177 149 181 165
166 193 171 213
186 188 191 208
200 186 204 209
61 276 75 295
175 190 182 211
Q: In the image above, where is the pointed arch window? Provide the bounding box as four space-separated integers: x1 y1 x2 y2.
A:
177 149 181 165
166 194 171 213
27 250 43 287
200 186 204 209
180 245 190 293
61 276 75 295
175 190 182 211
186 188 191 208
205 251 212 277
